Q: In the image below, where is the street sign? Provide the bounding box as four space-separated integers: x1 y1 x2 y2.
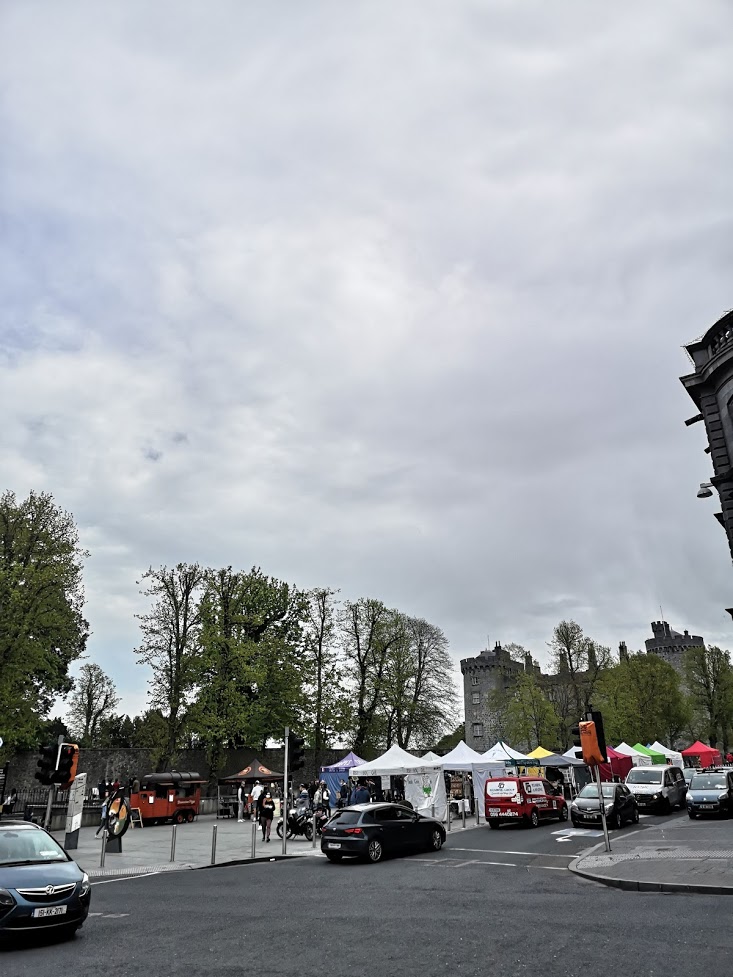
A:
64 772 87 850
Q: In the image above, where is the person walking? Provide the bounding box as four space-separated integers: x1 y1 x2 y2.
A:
237 782 246 822
338 779 349 808
260 792 275 842
250 780 264 820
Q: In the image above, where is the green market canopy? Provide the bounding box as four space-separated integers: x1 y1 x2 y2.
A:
632 744 667 764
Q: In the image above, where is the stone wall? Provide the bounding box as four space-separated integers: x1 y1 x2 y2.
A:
6 746 345 793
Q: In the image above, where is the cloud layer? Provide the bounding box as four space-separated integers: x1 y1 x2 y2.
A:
2 2 733 712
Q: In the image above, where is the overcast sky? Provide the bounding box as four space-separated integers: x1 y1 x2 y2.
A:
2 2 733 717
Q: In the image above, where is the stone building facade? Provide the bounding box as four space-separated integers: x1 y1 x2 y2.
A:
460 642 541 752
645 620 705 675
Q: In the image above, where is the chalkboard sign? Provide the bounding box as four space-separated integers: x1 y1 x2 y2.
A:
130 807 144 828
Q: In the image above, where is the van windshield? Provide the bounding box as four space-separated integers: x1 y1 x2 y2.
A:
625 768 663 784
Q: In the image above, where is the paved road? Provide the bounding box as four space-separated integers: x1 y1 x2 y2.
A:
3 810 730 977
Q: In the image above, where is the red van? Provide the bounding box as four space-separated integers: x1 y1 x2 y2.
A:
485 776 568 829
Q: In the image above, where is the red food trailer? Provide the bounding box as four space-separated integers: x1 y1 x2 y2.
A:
130 771 206 825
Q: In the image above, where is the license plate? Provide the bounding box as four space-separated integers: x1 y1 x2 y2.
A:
700 804 716 809
327 843 341 849
33 906 67 919
489 808 500 816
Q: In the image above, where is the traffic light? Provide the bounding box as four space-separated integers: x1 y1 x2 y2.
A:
590 710 607 763
570 724 582 750
35 744 57 786
55 744 79 789
579 721 605 766
288 731 305 771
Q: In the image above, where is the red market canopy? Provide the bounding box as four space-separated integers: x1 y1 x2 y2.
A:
598 746 633 782
681 741 722 765
219 758 284 783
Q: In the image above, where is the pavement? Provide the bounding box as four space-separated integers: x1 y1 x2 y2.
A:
570 809 733 893
52 811 486 877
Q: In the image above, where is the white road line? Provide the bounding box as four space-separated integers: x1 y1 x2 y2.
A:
469 861 517 867
447 847 573 858
91 872 164 886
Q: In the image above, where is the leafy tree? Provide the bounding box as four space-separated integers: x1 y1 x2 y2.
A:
135 563 204 769
193 567 306 776
0 490 89 750
96 713 136 748
339 598 401 755
66 662 119 745
504 672 556 752
548 620 611 720
301 588 352 766
596 654 690 746
130 709 169 765
684 645 733 750
434 724 465 753
379 616 457 749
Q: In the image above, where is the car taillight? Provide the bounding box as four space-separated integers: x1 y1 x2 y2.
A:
344 827 363 835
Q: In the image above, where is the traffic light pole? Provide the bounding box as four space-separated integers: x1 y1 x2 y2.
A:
43 785 56 830
593 764 611 853
282 726 290 856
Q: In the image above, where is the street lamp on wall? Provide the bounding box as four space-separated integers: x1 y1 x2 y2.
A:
697 482 714 499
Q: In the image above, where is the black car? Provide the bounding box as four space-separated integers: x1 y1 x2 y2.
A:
570 783 638 829
687 770 733 818
320 803 446 863
0 821 91 938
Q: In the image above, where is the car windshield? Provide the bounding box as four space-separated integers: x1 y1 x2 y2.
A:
0 828 69 865
578 784 616 799
690 775 727 790
625 768 663 784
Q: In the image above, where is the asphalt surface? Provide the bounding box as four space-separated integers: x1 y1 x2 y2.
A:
4 812 731 976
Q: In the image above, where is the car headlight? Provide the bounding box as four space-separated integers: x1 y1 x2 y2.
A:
651 793 660 801
80 872 90 896
0 888 15 908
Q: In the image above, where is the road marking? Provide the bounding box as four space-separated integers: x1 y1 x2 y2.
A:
469 861 517 867
88 912 130 918
447 847 573 859
91 872 165 886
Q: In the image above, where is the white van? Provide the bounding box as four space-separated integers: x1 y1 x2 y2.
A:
624 765 686 813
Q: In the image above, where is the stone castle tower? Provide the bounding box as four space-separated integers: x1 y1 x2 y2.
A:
460 642 541 752
645 621 705 675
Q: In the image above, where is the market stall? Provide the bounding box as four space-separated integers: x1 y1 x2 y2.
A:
319 751 365 808
632 743 666 765
349 746 447 819
614 742 653 766
681 741 722 768
218 758 284 819
649 741 684 769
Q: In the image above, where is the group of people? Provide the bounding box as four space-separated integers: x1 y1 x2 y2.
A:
236 780 277 841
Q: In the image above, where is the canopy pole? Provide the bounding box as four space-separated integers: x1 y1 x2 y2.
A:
461 772 467 829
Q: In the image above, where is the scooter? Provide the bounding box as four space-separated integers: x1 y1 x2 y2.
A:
276 805 314 841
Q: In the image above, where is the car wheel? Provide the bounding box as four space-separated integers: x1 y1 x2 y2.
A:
609 811 620 831
488 818 499 829
571 817 580 828
528 809 539 828
662 798 671 815
429 829 443 851
367 839 384 863
558 804 568 822
632 807 640 824
326 853 342 863
61 924 81 941
689 811 697 819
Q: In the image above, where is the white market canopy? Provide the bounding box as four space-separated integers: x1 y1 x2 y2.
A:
439 740 484 771
349 744 443 777
480 740 533 763
614 742 652 766
421 751 442 762
649 741 684 769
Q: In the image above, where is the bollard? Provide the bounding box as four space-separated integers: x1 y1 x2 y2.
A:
211 824 218 865
251 815 257 859
311 811 317 849
170 823 177 863
446 800 451 832
431 802 435 819
461 773 467 829
100 832 106 868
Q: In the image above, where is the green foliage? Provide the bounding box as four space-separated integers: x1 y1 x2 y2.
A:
193 567 306 776
65 662 120 745
135 563 204 767
684 645 733 750
504 672 557 752
0 490 89 750
434 724 465 753
595 654 690 746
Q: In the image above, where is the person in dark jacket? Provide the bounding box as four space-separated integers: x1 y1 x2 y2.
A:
260 792 276 842
350 782 370 804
